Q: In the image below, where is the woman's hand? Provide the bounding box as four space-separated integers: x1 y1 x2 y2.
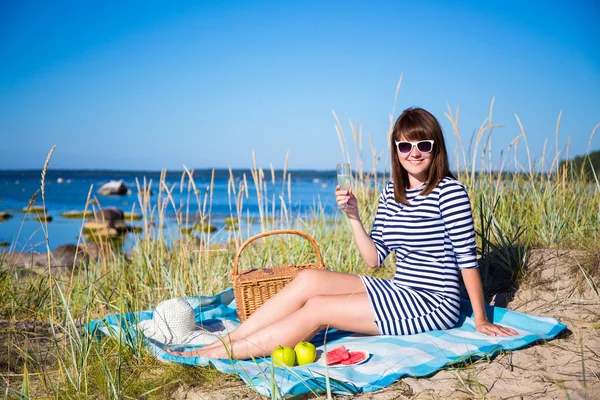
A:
335 185 359 217
461 268 519 337
475 320 519 337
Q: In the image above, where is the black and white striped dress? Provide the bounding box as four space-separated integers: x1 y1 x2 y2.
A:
360 176 478 336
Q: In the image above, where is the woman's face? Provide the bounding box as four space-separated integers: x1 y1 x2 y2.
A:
397 135 433 187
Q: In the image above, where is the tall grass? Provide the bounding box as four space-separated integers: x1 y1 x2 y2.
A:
1 97 599 398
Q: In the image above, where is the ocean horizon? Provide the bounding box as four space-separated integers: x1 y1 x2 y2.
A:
0 168 343 176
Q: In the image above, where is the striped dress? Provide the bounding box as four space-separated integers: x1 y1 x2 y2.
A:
360 176 478 336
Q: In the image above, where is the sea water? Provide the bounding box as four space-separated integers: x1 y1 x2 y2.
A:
0 169 341 252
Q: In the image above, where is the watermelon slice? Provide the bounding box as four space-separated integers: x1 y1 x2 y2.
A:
324 345 350 365
341 350 368 365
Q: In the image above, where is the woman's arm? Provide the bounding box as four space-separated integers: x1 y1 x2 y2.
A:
335 185 385 268
346 209 380 268
462 268 519 336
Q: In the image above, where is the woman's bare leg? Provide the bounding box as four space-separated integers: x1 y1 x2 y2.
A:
210 270 366 345
171 292 378 359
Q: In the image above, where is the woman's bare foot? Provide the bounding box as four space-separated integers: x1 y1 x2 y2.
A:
166 345 230 358
166 347 207 357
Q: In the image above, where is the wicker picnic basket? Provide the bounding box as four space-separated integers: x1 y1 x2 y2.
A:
231 229 325 322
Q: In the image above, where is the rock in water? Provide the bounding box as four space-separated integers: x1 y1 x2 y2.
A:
61 210 88 219
93 207 125 224
22 205 46 213
84 207 129 239
98 180 128 195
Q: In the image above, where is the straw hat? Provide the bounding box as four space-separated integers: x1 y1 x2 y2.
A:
137 298 230 346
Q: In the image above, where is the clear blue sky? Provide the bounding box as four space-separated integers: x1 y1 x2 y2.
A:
1 0 598 171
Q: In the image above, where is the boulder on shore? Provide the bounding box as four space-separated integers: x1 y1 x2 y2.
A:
51 244 88 269
3 252 47 273
3 243 90 275
98 180 128 196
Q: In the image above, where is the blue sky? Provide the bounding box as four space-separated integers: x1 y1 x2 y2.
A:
0 0 598 172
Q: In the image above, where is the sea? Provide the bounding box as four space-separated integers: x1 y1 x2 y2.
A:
0 169 342 252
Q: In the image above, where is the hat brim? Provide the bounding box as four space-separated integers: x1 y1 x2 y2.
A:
137 319 237 347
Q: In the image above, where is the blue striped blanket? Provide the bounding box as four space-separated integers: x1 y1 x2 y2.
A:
88 288 566 397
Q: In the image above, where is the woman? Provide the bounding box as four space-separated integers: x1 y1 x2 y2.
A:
170 107 517 360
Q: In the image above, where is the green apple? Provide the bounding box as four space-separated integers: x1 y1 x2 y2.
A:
294 341 317 365
271 345 296 367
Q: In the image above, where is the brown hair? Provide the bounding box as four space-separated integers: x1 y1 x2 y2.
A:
390 107 454 204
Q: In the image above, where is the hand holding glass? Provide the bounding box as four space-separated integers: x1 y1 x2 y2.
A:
336 163 354 210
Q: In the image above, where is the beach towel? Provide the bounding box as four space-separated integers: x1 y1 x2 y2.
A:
88 288 567 397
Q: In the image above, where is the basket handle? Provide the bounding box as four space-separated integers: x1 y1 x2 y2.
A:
232 229 324 276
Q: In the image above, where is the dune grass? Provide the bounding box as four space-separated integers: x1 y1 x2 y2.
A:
1 98 599 399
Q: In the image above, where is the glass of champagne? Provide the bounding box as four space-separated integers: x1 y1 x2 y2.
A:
336 163 354 210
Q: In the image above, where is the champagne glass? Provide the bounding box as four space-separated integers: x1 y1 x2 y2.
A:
336 163 354 210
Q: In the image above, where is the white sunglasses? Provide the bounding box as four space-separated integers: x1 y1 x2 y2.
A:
394 140 434 154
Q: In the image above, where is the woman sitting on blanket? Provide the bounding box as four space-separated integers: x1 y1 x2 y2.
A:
170 107 517 360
